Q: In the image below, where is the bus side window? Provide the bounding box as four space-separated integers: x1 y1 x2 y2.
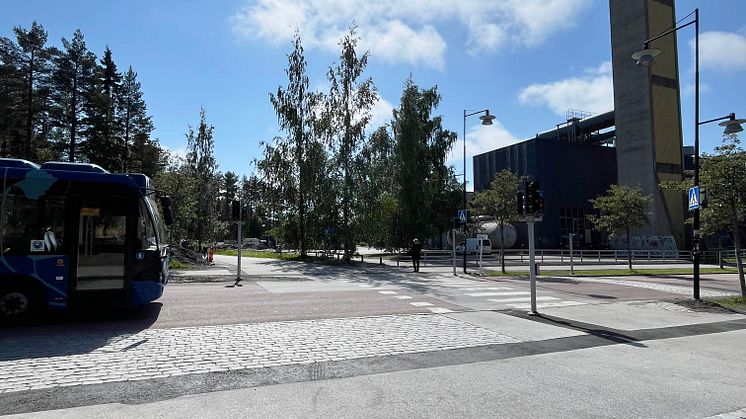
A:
138 200 157 250
1 192 64 255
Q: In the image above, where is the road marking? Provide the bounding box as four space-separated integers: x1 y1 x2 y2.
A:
454 287 513 291
378 291 397 295
438 282 484 287
410 301 434 307
395 296 413 300
487 296 559 303
428 307 454 314
507 301 585 310
465 291 530 297
358 284 374 288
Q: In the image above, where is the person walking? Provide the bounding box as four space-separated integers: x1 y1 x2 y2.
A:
410 238 422 272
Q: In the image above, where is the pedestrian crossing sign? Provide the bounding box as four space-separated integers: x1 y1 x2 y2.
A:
688 186 700 211
458 209 467 224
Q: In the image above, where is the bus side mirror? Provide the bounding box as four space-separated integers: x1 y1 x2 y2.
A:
160 196 175 226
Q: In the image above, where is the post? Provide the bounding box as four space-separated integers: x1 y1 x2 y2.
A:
236 205 242 284
463 111 467 274
452 229 457 276
569 232 574 275
478 238 484 272
692 8 701 300
528 216 537 314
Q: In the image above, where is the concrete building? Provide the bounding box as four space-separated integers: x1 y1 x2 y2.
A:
473 0 687 251
473 111 617 248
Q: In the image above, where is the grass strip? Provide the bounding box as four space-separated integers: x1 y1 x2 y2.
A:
485 267 737 277
706 295 746 313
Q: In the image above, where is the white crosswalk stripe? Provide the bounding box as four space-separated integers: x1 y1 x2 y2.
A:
378 290 397 295
465 291 530 297
488 296 559 303
394 295 413 300
454 287 514 291
410 301 434 307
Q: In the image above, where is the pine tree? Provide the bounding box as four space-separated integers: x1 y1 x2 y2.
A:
116 66 152 172
0 21 53 160
49 29 96 162
82 46 121 170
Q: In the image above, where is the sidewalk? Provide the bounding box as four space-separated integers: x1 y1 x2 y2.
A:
5 299 746 418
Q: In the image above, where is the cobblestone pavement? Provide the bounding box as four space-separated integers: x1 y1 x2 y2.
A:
0 313 518 394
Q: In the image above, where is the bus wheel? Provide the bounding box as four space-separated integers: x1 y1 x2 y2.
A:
0 285 40 320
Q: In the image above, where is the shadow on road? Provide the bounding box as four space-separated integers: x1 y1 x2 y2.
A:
0 303 162 361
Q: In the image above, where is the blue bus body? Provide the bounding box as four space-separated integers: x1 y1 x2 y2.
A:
0 159 169 317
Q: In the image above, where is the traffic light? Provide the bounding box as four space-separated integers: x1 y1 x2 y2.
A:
516 191 525 215
525 181 540 214
537 191 545 214
231 200 241 221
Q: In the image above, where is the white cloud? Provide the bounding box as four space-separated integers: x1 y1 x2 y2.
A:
229 0 592 69
448 120 520 167
368 97 394 130
693 31 746 72
518 61 614 115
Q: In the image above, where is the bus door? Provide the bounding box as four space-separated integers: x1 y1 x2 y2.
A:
75 198 129 291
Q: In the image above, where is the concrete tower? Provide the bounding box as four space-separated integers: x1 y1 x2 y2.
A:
609 0 685 249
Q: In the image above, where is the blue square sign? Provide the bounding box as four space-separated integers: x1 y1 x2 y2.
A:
458 209 468 224
688 186 700 211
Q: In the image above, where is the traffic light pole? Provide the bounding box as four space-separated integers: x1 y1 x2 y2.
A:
528 215 537 314
452 229 457 276
235 202 243 286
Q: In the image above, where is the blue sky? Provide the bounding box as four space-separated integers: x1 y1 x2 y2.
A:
2 0 745 190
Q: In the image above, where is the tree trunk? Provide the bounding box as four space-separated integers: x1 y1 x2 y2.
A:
733 229 746 297
626 227 632 271
500 225 506 273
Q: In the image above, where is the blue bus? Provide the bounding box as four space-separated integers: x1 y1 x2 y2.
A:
0 158 174 320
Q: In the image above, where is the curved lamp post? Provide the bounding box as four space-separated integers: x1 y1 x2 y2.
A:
462 109 495 273
633 8 745 299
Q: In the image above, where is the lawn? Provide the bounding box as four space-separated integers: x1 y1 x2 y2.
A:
707 295 746 313
213 248 301 260
485 267 738 277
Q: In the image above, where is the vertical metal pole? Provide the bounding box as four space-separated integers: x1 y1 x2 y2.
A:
236 203 242 283
693 9 701 300
463 110 467 273
478 238 483 271
452 229 457 276
569 232 574 275
528 217 537 314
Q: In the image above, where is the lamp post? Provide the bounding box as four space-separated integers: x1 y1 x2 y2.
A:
462 109 495 273
633 9 745 299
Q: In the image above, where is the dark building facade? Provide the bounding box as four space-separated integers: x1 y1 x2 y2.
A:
474 136 617 249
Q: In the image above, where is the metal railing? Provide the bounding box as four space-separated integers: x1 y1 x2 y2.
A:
389 248 740 266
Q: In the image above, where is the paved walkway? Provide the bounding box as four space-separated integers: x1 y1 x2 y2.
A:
0 313 517 393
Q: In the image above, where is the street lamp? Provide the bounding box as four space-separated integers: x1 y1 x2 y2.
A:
462 109 495 273
633 9 745 299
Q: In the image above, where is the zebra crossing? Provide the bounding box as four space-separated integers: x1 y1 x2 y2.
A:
352 275 587 313
434 277 586 310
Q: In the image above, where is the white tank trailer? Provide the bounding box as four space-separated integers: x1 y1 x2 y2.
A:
446 221 517 249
